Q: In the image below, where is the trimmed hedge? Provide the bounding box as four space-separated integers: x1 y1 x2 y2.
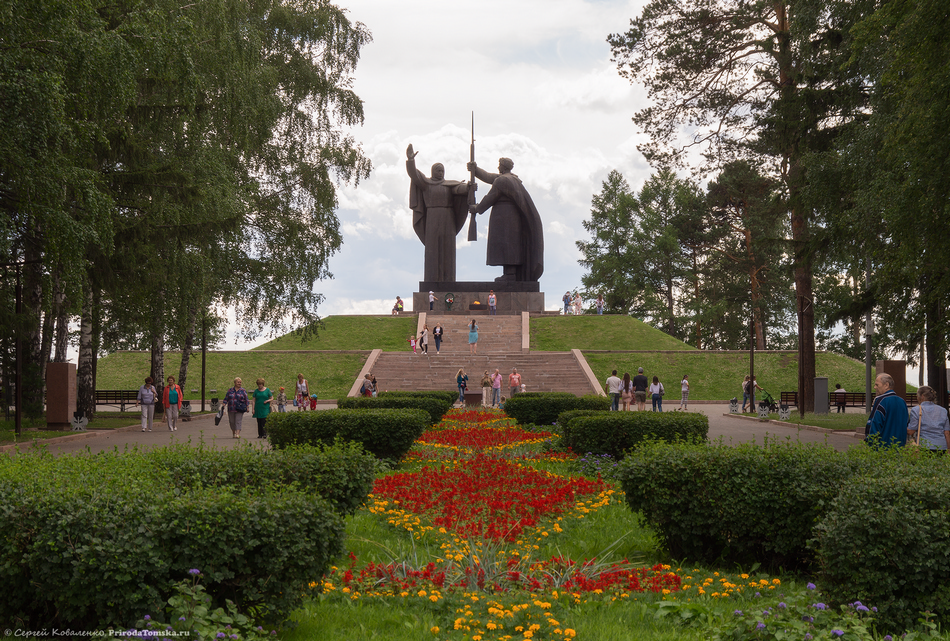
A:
0 443 377 628
143 442 375 515
268 408 429 461
0 482 343 628
564 411 708 458
379 390 458 405
336 395 451 425
617 439 863 569
815 464 950 631
503 392 610 426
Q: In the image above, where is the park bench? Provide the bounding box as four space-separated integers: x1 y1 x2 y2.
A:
94 389 139 412
781 391 935 408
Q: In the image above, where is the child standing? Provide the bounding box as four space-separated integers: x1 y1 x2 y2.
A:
276 386 288 412
407 334 417 354
309 393 318 410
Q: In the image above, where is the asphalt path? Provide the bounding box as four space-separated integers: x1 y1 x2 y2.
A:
5 402 863 457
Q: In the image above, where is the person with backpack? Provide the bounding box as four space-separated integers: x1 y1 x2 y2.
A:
223 377 250 439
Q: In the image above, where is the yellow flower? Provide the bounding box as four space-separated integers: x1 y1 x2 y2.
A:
564 630 577 638
430 626 440 635
429 595 439 602
772 578 781 585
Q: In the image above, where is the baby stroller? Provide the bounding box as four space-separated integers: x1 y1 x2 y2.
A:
758 389 779 413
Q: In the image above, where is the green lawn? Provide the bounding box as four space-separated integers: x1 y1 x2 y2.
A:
95 351 366 400
531 315 696 352
254 315 417 351
584 351 873 401
744 410 868 431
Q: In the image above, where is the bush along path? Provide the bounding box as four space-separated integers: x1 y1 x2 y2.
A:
288 409 909 641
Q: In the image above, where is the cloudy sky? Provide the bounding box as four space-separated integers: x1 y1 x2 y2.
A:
233 0 655 345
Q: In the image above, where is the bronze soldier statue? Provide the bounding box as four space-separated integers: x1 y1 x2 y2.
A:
467 157 543 282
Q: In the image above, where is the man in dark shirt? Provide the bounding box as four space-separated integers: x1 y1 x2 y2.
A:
633 367 649 412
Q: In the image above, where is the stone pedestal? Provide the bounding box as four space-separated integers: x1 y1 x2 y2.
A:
877 360 907 399
415 282 544 315
46 362 76 430
814 376 829 415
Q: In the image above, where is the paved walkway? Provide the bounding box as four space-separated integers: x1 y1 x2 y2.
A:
5 403 863 457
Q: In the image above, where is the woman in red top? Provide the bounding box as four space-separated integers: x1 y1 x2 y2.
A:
163 375 183 431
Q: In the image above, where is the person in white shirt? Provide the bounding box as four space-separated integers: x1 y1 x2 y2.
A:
605 370 623 411
680 374 690 410
649 376 665 412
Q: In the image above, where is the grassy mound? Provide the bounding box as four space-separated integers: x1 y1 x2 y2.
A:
95 351 365 400
254 315 416 351
531 315 695 351
583 351 872 402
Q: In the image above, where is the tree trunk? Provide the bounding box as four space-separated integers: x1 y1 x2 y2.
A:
150 302 165 396
178 303 198 391
77 287 95 419
926 298 948 409
23 237 45 409
792 206 816 414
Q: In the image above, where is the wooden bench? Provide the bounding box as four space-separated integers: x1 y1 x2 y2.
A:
94 389 140 412
781 391 935 408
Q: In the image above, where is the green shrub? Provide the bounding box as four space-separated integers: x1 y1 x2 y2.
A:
337 395 451 425
0 482 343 628
143 441 376 515
815 464 950 631
378 390 458 405
268 408 429 461
564 411 707 458
616 439 863 569
503 393 609 426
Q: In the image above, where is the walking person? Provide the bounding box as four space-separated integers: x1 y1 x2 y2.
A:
468 319 479 355
906 386 950 451
136 376 158 432
276 386 288 412
508 368 522 398
481 370 492 407
488 290 497 315
741 375 751 412
295 373 310 411
680 374 690 410
866 373 909 447
433 323 444 355
224 377 249 438
563 291 571 315
429 290 436 311
360 374 374 397
420 324 429 355
163 375 183 431
573 292 583 315
456 368 469 405
407 333 417 354
605 369 622 411
833 383 847 413
491 368 503 407
633 367 648 411
649 376 665 412
621 372 633 411
596 294 605 315
252 378 273 439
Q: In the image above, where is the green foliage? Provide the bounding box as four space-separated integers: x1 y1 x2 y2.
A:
0 442 379 627
555 409 607 436
503 393 610 427
378 390 460 405
564 412 708 459
337 396 451 426
0 481 343 628
814 459 950 632
267 408 429 462
143 442 376 516
121 571 277 640
710 584 879 641
616 439 866 569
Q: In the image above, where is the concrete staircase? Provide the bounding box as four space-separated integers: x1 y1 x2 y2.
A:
356 314 601 397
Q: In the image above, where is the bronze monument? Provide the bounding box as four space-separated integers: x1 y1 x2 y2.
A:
468 157 544 282
406 144 470 283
